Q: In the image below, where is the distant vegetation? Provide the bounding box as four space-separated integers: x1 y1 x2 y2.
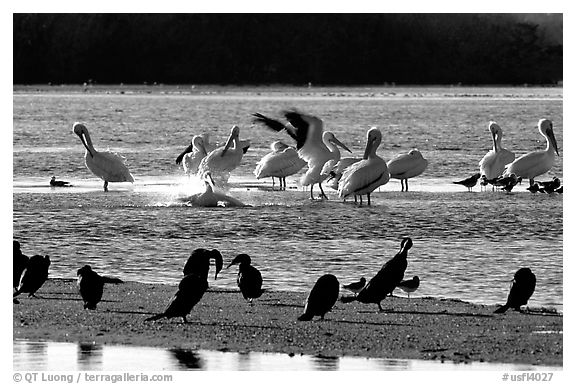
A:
13 13 563 85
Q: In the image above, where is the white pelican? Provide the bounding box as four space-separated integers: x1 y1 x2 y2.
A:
197 125 247 185
387 149 429 191
504 119 559 186
252 111 351 199
72 122 134 192
253 141 306 190
175 135 209 176
178 172 247 207
478 122 515 183
325 157 362 190
338 128 390 205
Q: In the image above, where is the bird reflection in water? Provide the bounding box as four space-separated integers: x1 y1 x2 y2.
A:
77 343 103 369
169 348 203 370
312 354 340 370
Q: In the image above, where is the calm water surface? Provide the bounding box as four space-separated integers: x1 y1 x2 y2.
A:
12 86 563 310
13 339 562 371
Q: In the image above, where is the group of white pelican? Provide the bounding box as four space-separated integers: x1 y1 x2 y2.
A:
72 112 560 205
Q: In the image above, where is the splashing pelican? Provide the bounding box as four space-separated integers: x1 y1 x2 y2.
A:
387 149 428 191
179 172 246 207
504 119 559 186
253 141 306 190
197 126 248 184
338 128 390 205
73 122 134 192
479 122 515 182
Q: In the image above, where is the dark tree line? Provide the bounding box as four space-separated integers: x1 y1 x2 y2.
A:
13 13 563 85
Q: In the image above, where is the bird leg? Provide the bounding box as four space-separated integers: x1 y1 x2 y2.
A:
377 302 384 312
405 179 409 192
182 316 188 323
367 193 371 205
318 183 328 199
104 181 109 192
272 177 276 190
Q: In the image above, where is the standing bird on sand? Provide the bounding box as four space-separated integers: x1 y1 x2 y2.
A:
197 126 249 185
183 248 224 282
77 265 123 310
13 255 51 299
175 135 209 177
338 128 390 205
342 238 413 311
252 111 351 200
226 254 263 304
342 277 366 296
298 274 340 321
145 248 223 323
396 276 420 298
254 141 306 190
494 268 536 314
73 122 134 192
479 122 515 182
504 119 560 186
387 149 429 192
453 173 481 192
13 241 29 292
537 177 561 194
144 274 209 323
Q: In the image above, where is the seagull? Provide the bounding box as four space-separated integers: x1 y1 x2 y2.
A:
13 255 51 299
342 277 366 295
298 274 340 321
479 122 515 181
396 276 420 298
387 149 429 191
226 254 263 304
338 128 390 205
342 238 413 311
453 173 481 192
494 268 536 313
73 122 134 192
504 119 560 186
77 265 123 310
50 176 71 187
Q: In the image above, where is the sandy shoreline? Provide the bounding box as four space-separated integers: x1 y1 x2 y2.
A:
13 279 562 367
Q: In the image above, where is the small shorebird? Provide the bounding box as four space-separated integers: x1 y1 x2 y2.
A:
13 255 50 299
73 122 134 192
396 276 420 298
527 184 540 193
342 238 413 312
453 173 481 192
494 268 536 314
298 274 340 321
387 149 429 191
227 254 263 304
494 173 521 193
50 176 71 187
342 277 366 295
77 265 123 310
537 177 561 194
504 119 559 186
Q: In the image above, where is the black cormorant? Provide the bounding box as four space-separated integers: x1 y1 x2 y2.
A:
298 274 340 321
494 268 536 313
227 253 263 304
13 255 51 298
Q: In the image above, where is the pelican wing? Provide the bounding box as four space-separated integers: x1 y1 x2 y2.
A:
338 158 389 197
252 113 302 146
87 151 134 182
504 150 553 180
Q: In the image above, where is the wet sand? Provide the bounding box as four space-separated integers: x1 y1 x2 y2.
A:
13 279 562 366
